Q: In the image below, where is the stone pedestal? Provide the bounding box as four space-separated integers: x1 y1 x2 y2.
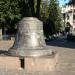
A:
0 53 58 73
0 56 20 70
25 53 58 73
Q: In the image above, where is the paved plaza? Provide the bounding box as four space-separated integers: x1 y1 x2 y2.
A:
0 38 75 75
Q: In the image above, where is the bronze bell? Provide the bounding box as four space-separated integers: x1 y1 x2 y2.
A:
8 17 53 56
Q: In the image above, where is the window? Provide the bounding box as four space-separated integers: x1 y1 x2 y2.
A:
73 14 75 20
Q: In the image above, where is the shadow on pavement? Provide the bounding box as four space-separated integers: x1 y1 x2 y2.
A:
46 38 75 49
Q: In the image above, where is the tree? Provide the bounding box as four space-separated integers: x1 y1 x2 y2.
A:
17 0 30 17
36 0 41 18
28 0 35 16
43 0 62 38
40 0 49 21
0 0 21 34
0 0 43 35
28 0 41 18
48 0 62 33
0 0 62 38
68 0 75 5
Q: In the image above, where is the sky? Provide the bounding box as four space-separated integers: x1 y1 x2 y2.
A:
58 0 69 7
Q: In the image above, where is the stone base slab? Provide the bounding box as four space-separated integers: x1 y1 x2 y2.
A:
25 53 58 73
0 56 21 70
0 53 58 73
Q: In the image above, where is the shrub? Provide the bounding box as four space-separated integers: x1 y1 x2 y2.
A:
67 34 75 42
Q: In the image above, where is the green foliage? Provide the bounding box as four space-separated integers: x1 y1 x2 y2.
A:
43 0 62 39
0 0 62 36
40 0 49 21
0 0 21 29
18 0 34 17
48 0 62 33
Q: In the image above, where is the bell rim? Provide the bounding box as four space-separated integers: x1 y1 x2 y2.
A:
8 48 55 57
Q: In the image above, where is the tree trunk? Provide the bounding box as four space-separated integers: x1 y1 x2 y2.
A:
36 0 41 18
29 0 35 16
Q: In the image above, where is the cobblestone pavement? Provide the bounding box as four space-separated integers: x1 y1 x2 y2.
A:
46 38 75 75
0 38 75 75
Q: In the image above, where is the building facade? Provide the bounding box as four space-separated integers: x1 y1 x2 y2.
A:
62 4 75 35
